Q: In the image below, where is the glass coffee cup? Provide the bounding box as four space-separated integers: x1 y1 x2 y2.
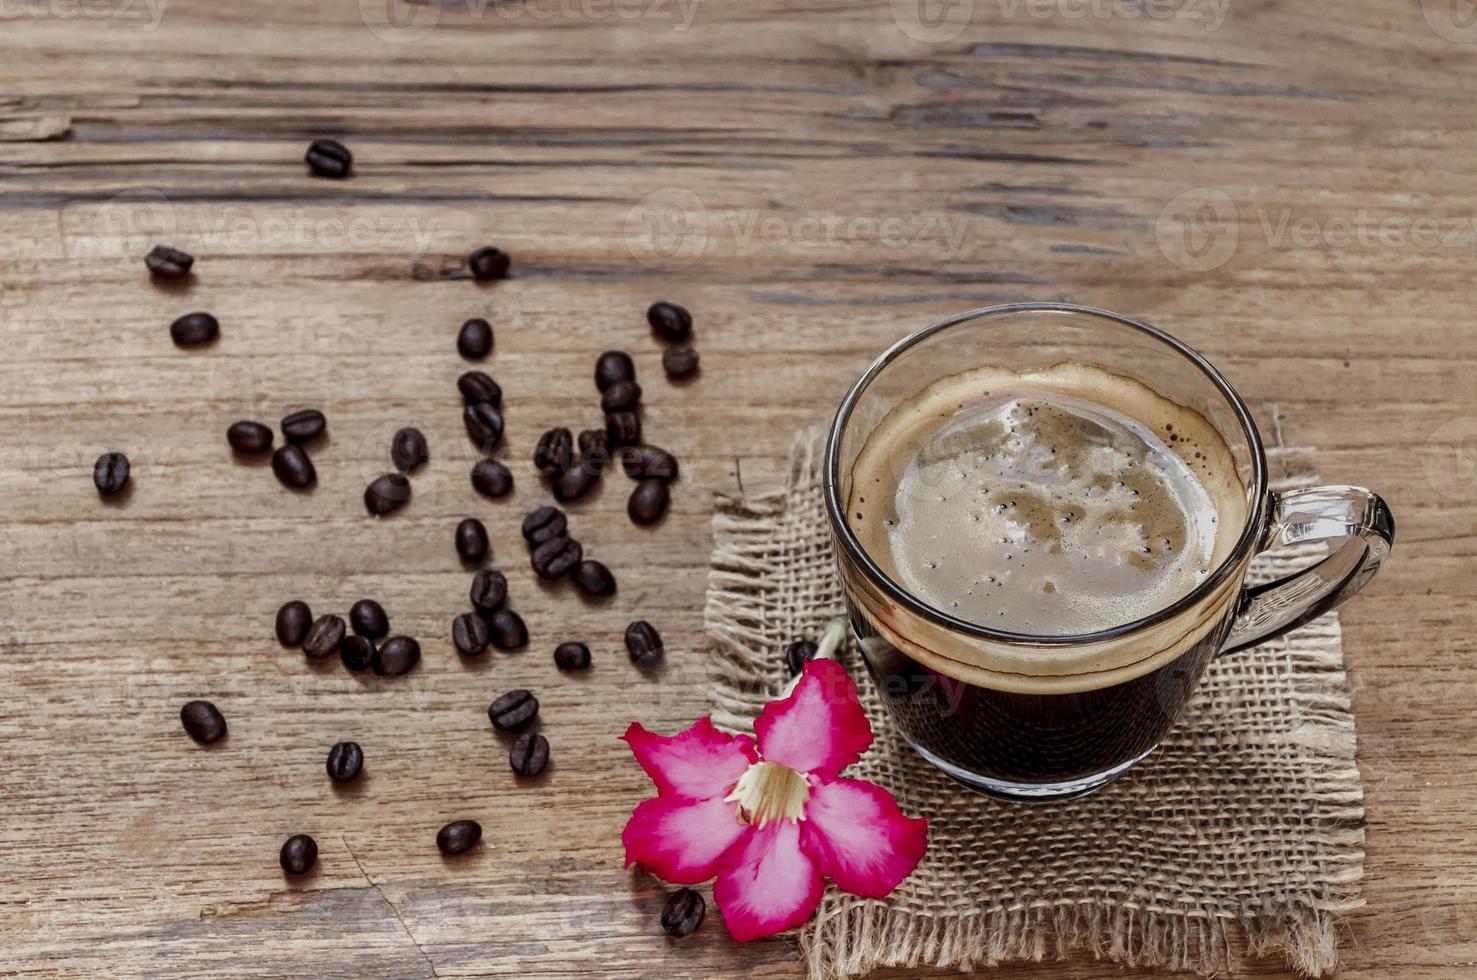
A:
824 304 1393 802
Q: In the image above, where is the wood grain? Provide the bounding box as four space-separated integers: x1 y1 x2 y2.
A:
1 0 1474 976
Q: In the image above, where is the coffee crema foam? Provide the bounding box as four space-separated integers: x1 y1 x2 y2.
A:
849 362 1247 638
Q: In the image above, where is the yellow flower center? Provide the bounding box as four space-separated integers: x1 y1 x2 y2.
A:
725 761 810 827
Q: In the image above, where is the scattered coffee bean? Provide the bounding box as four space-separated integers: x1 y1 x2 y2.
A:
468 246 510 281
455 518 489 561
620 444 678 482
487 608 529 650
488 689 539 730
647 301 693 343
662 345 700 379
391 427 428 473
521 506 567 546
437 819 481 855
456 370 502 406
470 458 513 498
281 409 327 445
145 244 194 279
463 402 504 450
453 612 490 656
625 620 664 668
180 700 226 744
533 427 573 476
600 379 642 413
227 420 274 455
305 138 352 179
339 635 375 672
531 535 582 579
606 410 641 447
628 479 670 525
573 560 616 597
578 428 610 473
303 615 346 659
350 599 389 639
510 732 550 776
364 473 411 515
786 639 818 677
554 641 592 671
470 570 508 613
373 635 421 676
275 600 312 647
170 312 219 348
595 350 636 391
457 317 494 360
661 888 706 936
552 464 599 502
271 444 316 489
279 834 318 875
93 452 130 495
326 741 364 783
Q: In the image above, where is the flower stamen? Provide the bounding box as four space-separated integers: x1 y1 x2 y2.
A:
725 761 810 827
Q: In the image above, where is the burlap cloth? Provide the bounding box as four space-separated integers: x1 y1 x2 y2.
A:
705 428 1364 978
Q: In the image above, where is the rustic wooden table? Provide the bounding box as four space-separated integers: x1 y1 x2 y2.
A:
2 0 1473 976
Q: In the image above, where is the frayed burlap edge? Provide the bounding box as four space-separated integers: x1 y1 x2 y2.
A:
704 427 1365 979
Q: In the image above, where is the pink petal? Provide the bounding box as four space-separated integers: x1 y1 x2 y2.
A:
753 659 872 777
623 795 750 885
713 820 824 942
800 776 928 898
622 718 757 801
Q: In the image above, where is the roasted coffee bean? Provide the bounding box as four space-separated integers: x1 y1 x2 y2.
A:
577 428 610 473
457 317 494 360
573 560 616 597
463 402 504 450
305 138 352 178
487 608 529 650
606 410 641 448
227 420 273 455
373 635 421 676
276 600 312 647
339 635 375 672
552 464 599 502
145 244 194 279
453 612 490 656
625 620 664 668
303 615 346 659
521 506 567 546
93 452 130 495
437 819 481 855
510 732 549 776
364 473 411 515
661 888 705 936
554 641 592 671
271 444 316 489
280 834 318 875
662 345 700 379
469 246 510 281
391 427 428 473
455 517 489 561
488 689 539 730
531 535 582 579
620 444 679 482
470 570 508 613
471 458 513 498
326 741 364 783
647 301 693 343
786 639 818 677
628 479 670 525
350 599 389 639
456 370 503 407
281 409 327 445
533 427 573 476
600 379 642 414
594 350 636 391
170 312 219 348
180 700 226 744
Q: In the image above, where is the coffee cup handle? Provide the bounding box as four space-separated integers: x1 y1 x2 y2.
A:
1219 485 1395 656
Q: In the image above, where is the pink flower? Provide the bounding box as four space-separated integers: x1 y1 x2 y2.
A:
621 659 928 942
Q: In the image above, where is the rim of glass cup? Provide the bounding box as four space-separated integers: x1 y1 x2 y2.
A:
823 302 1269 648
